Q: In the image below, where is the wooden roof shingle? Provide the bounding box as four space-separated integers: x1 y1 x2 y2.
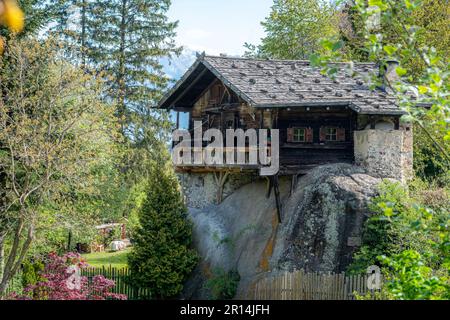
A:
158 54 407 115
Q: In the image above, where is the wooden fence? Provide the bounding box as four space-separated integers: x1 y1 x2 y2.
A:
81 266 152 300
2 271 23 297
1 267 151 300
250 270 383 300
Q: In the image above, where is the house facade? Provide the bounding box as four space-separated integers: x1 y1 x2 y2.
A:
158 54 413 212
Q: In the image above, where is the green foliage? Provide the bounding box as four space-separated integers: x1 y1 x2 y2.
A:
0 37 120 293
244 0 339 59
127 165 198 299
21 260 44 289
413 121 450 185
206 268 240 300
102 226 122 248
315 2 449 299
314 0 449 153
66 0 179 135
348 180 450 299
380 250 449 300
347 181 409 274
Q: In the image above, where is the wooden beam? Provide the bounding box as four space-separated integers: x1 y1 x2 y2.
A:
273 175 282 223
273 175 283 223
290 174 298 197
266 177 273 198
260 110 264 129
213 171 231 204
171 67 209 107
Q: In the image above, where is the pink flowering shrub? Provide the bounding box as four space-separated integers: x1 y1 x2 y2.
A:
10 252 127 300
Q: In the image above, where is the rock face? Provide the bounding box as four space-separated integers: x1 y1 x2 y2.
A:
181 164 385 299
273 164 383 273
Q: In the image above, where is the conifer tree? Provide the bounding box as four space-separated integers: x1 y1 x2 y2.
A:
88 0 180 131
128 165 198 299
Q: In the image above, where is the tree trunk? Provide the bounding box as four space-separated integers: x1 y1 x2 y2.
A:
117 0 128 131
81 0 87 69
0 234 5 284
0 221 34 296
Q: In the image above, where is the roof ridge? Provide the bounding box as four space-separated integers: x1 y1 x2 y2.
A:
202 54 376 65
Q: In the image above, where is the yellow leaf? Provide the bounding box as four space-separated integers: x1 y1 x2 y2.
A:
418 86 428 94
0 0 24 33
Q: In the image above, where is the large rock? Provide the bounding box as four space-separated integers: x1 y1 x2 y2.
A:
181 164 385 299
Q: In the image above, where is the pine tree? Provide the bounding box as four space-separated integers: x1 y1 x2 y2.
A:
50 0 99 69
88 0 180 130
128 165 198 299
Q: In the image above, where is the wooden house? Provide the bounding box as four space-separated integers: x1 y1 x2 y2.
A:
158 54 413 219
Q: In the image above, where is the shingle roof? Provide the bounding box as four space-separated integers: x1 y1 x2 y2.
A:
158 54 406 115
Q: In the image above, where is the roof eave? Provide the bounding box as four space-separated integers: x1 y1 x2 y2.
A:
157 55 259 110
157 58 204 109
252 101 407 115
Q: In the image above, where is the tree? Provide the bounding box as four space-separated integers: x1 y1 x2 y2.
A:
312 0 449 299
244 0 339 59
50 0 99 69
84 0 179 131
339 0 450 75
128 164 198 299
0 37 119 295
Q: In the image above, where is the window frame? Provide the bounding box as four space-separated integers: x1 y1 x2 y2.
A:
325 127 338 142
292 127 306 143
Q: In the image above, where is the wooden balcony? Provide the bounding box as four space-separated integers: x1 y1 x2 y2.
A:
173 146 271 173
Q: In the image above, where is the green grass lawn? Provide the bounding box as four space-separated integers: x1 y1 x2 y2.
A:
82 248 131 269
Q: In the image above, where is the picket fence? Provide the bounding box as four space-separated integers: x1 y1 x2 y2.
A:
2 271 23 297
250 270 384 300
81 266 152 300
1 267 151 300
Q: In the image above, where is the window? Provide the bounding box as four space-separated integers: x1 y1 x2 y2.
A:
325 127 337 141
293 128 306 142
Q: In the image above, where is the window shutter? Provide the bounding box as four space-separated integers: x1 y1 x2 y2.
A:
319 127 326 142
306 128 314 143
287 128 294 142
337 128 346 141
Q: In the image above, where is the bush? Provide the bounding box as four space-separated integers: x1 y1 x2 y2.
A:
10 252 127 300
128 165 198 299
348 180 450 299
206 268 240 300
22 260 45 289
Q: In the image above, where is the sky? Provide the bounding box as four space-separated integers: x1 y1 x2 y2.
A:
167 0 273 56
163 0 273 125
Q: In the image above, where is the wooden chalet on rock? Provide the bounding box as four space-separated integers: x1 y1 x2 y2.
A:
158 54 409 177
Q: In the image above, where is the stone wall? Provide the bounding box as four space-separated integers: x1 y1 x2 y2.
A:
177 172 257 209
354 126 413 182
